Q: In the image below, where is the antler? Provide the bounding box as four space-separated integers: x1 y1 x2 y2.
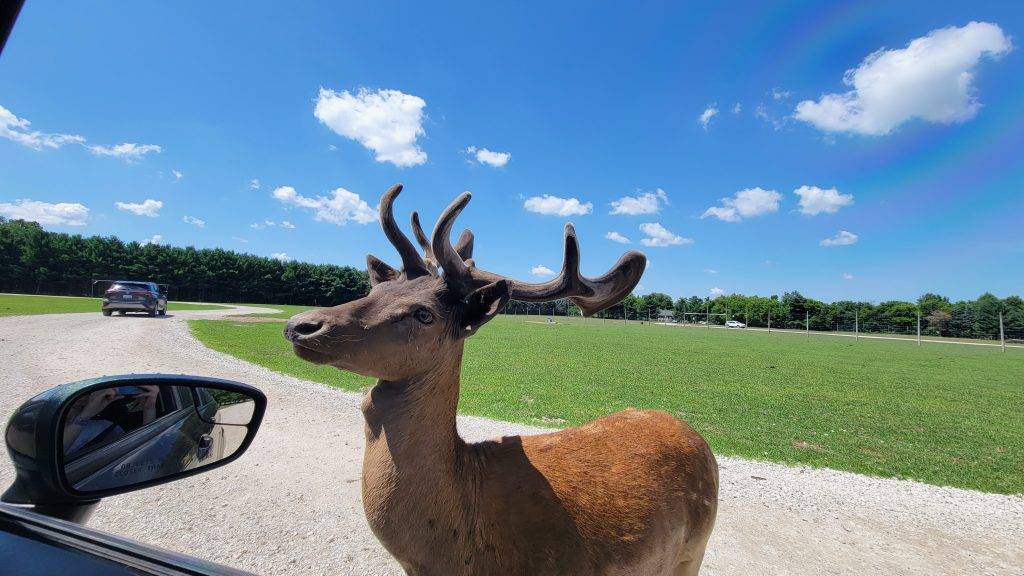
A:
430 192 646 316
380 184 429 279
412 211 473 270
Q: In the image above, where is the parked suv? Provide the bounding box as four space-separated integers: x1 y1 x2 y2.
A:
725 320 746 328
102 281 167 316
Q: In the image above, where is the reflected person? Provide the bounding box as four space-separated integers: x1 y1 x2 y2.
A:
63 385 161 456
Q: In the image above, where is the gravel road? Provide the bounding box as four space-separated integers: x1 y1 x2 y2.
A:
1 307 1021 575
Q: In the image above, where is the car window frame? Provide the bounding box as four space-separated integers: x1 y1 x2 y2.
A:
0 502 256 576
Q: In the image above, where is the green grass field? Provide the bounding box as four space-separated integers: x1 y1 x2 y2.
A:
189 314 1023 494
231 303 315 319
0 293 229 316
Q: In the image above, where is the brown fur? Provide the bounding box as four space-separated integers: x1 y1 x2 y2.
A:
284 186 718 576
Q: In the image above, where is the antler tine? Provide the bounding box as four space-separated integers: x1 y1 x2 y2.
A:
380 184 429 279
410 211 438 274
566 249 646 316
431 192 473 287
454 229 474 260
465 223 646 316
415 210 471 267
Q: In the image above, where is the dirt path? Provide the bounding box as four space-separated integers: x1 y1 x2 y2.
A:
1 308 1021 575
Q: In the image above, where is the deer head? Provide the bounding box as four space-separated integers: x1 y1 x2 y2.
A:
284 184 645 382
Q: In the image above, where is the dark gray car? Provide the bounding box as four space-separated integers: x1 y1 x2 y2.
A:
102 281 168 317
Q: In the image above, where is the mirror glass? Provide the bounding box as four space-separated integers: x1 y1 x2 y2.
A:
195 387 256 425
61 383 254 493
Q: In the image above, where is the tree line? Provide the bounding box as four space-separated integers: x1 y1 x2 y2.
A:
0 218 369 306
511 290 1023 341
3 217 1021 339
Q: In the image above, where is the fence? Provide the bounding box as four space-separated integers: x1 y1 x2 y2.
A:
503 299 1024 350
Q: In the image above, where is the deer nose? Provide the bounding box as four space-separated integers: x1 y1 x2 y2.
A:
284 317 325 341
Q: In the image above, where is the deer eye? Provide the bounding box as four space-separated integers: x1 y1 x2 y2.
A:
413 308 434 324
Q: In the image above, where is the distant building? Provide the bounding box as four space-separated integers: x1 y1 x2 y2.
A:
656 309 676 322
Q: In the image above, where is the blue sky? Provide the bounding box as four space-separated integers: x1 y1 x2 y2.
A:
1 1 1021 302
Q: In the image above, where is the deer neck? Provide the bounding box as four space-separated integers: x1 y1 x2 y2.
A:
359 346 472 565
361 348 465 461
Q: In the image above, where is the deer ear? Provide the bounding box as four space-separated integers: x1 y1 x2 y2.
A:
367 255 399 286
461 280 510 337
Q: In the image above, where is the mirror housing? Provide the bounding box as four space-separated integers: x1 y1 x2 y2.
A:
2 374 265 519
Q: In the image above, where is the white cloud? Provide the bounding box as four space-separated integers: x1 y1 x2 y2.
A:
701 187 781 222
698 105 718 130
465 146 510 168
0 105 84 150
771 88 792 101
314 87 427 167
251 219 296 230
141 234 163 246
703 268 718 275
0 105 160 161
610 188 668 215
605 231 631 244
89 142 162 161
272 185 377 225
115 199 162 217
0 199 89 226
182 215 205 227
794 185 854 215
842 272 855 280
639 222 692 247
249 178 261 190
795 22 1011 135
271 252 293 262
172 169 183 181
523 195 593 216
232 236 248 243
754 104 777 129
531 265 556 277
732 103 742 114
709 287 725 297
820 230 859 247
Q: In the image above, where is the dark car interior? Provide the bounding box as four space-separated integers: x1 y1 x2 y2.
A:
64 387 178 461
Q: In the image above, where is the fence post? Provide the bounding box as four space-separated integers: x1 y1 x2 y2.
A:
917 311 921 346
855 310 859 340
706 305 710 329
805 311 809 336
1000 311 1006 352
767 310 771 333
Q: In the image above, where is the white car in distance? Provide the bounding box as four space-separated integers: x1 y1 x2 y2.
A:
725 320 746 328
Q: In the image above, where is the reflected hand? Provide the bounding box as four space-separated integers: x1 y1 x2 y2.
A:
80 389 122 420
137 385 159 408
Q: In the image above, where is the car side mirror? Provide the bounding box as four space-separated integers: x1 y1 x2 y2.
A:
2 374 266 523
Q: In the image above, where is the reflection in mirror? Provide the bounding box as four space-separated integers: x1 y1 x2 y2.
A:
195 387 255 426
61 384 253 493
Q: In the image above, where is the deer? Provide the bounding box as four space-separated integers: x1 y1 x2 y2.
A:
284 184 718 576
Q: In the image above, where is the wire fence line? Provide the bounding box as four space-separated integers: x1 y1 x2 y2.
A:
503 298 1024 351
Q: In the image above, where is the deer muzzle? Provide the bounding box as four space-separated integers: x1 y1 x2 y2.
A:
284 310 336 364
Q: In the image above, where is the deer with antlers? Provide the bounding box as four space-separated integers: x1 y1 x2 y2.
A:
284 185 718 576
